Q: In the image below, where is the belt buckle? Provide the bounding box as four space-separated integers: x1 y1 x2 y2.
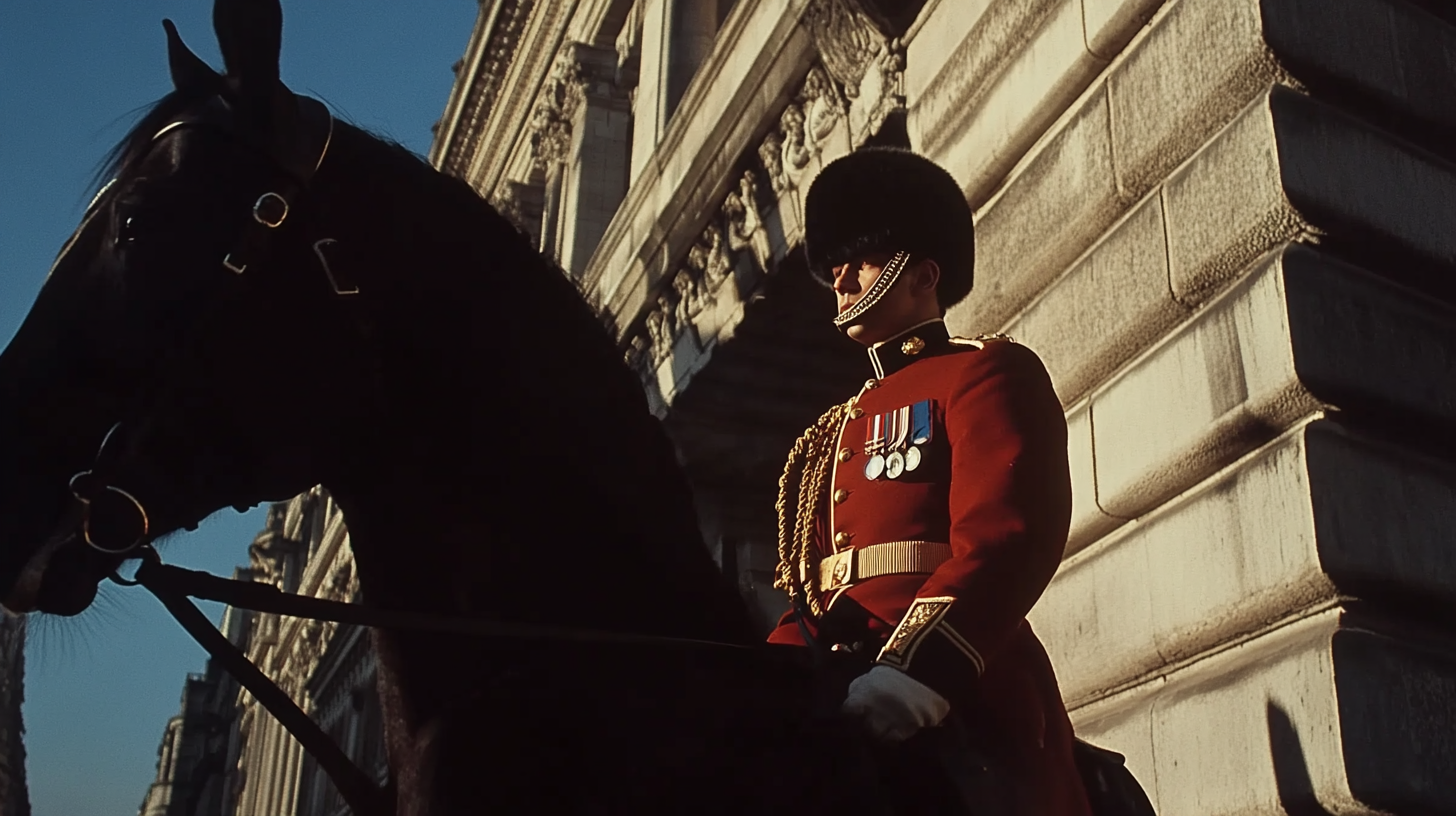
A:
830 548 854 590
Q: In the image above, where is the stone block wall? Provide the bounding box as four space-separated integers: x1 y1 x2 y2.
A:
905 0 1456 811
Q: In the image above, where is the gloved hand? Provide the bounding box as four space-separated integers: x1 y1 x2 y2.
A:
842 664 951 742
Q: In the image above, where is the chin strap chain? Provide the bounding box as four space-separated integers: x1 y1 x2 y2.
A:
832 250 911 331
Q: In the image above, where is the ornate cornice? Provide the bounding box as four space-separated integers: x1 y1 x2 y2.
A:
466 0 583 197
434 0 538 178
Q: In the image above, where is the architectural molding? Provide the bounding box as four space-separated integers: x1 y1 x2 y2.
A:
433 0 539 178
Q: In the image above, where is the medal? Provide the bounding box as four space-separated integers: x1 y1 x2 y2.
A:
864 454 886 480
885 451 906 479
904 445 922 472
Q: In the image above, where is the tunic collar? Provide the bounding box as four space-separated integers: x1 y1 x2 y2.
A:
866 319 952 379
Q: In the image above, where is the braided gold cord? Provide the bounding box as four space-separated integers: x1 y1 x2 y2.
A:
774 401 850 617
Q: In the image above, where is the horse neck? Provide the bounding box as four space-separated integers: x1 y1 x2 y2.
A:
313 131 755 645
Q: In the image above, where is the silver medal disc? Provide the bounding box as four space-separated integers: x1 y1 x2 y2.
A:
904 445 922 472
864 454 886 480
885 451 906 480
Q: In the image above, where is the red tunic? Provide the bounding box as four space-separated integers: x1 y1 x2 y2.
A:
769 320 1091 816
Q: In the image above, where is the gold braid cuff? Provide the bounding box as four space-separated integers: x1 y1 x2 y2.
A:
774 401 850 617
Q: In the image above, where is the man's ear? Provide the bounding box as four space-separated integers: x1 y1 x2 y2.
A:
911 258 941 295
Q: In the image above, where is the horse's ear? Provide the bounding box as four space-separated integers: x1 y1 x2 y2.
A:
163 20 224 97
213 0 282 97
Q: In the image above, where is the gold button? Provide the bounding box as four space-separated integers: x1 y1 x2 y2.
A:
865 378 879 390
849 407 865 419
833 489 850 504
901 336 926 355
838 447 853 463
833 531 852 547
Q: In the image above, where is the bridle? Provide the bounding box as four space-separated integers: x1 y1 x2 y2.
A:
67 89 347 557
54 87 746 816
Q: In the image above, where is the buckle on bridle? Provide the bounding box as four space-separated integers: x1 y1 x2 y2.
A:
252 191 290 228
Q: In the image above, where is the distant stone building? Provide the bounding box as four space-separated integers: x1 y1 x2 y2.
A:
139 600 249 816
141 488 383 816
430 0 1456 813
227 489 384 816
0 614 27 816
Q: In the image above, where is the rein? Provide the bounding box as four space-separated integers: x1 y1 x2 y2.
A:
118 546 746 816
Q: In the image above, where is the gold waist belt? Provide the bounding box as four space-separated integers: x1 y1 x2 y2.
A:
818 540 953 593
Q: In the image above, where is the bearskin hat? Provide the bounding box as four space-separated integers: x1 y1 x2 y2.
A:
803 147 975 309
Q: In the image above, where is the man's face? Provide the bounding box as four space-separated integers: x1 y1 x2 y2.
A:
832 252 933 346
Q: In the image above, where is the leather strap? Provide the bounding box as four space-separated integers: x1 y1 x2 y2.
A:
819 541 952 593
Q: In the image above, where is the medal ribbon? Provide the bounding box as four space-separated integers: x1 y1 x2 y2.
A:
865 413 886 455
911 400 933 445
888 406 911 452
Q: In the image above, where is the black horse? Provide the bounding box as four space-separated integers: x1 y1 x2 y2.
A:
0 3 919 814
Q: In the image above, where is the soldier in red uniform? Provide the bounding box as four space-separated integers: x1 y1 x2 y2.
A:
769 147 1093 816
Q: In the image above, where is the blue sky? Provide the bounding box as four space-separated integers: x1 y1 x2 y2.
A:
0 3 477 814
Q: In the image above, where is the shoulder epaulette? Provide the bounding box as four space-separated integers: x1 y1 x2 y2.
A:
948 332 1016 349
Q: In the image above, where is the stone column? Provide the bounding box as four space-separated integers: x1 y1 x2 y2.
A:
628 0 668 180
532 42 634 277
628 0 730 180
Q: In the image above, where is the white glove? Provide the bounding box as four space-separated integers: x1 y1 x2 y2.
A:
842 664 951 743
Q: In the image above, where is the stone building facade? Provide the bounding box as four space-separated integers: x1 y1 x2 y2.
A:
226 489 384 816
430 0 1456 813
141 489 383 816
139 603 249 816
0 614 27 816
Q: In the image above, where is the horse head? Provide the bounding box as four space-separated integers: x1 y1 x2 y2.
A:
0 0 372 615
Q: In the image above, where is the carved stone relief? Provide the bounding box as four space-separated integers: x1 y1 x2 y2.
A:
724 170 773 274
801 66 845 145
805 0 887 98
758 131 786 194
529 43 625 172
780 105 812 173
673 269 704 331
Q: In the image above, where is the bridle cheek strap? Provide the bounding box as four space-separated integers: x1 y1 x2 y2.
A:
219 95 334 275
151 92 336 281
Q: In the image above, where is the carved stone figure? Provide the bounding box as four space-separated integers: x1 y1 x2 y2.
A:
646 295 680 364
759 130 786 193
724 171 773 274
624 334 650 371
801 65 844 144
780 105 811 171
699 224 734 290
673 269 704 329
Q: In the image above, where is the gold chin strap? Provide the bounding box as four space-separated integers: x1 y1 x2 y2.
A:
832 250 912 330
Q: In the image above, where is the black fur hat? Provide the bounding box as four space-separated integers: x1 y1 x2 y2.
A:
803 147 975 309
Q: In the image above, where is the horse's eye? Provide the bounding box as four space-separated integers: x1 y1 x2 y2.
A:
118 215 139 244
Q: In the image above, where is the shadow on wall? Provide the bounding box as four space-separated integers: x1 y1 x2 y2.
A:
1267 700 1337 816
